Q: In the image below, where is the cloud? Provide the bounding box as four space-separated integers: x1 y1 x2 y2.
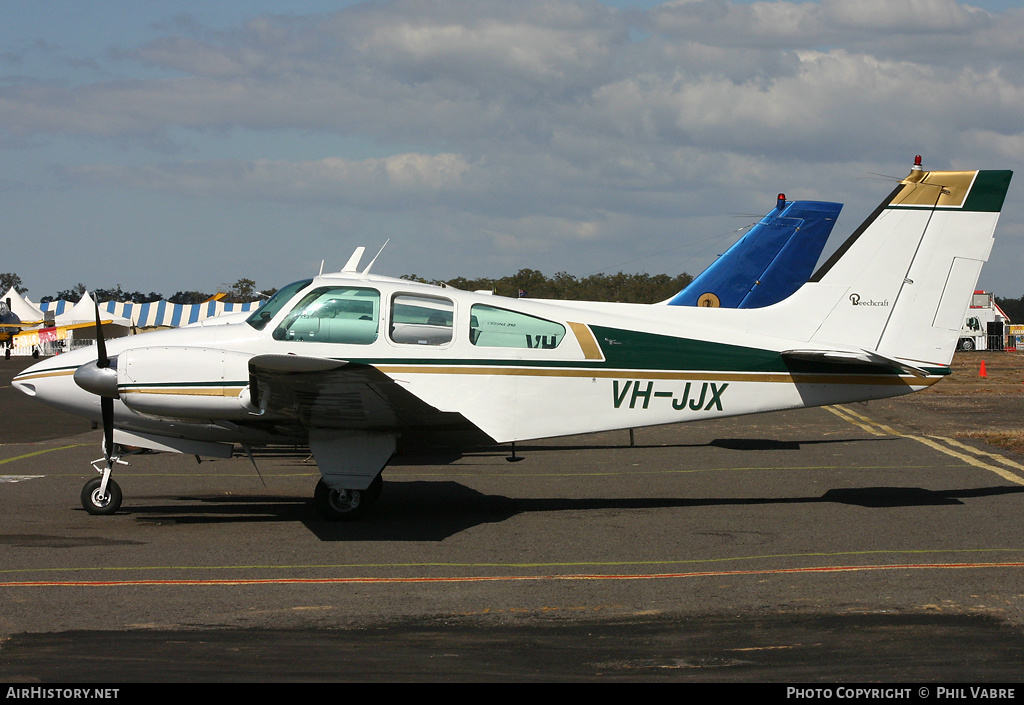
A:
65 152 473 207
3 0 1023 295
7 0 1021 158
650 0 995 45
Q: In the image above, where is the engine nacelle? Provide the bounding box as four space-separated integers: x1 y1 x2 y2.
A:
115 346 257 419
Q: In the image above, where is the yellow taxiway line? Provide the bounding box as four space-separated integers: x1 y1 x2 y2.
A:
826 405 1024 486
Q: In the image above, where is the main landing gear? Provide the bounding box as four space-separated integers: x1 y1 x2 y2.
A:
313 474 383 521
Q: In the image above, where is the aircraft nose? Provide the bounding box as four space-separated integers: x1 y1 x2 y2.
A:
11 358 54 397
12 375 36 396
11 348 107 419
73 358 119 398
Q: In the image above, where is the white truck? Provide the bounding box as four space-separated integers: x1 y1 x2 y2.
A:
958 290 1009 351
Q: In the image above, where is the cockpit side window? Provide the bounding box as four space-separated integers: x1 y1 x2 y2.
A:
389 294 454 345
469 304 564 349
246 278 312 331
272 286 380 344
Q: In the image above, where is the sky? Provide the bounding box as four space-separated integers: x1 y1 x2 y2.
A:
3 0 1023 300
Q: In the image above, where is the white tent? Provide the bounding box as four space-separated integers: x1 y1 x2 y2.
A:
54 292 131 328
9 292 131 356
1 286 44 323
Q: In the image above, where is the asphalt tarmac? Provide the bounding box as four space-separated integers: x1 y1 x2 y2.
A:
2 356 1024 685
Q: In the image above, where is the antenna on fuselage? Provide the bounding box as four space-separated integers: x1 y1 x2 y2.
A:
341 247 365 273
360 239 390 278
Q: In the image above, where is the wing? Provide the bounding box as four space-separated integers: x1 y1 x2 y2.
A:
247 354 493 447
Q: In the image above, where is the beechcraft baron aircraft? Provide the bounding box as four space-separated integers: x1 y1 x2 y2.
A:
13 157 1013 520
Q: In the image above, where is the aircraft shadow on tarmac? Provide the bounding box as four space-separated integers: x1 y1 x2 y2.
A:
103 435 1024 541
119 478 1024 542
109 435 890 539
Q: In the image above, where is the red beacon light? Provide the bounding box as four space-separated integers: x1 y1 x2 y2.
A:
913 155 923 170
777 193 786 209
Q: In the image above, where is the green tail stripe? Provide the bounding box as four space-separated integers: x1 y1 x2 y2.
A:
964 170 1013 212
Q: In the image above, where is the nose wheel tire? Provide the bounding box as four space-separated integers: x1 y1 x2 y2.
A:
314 475 382 521
81 477 122 515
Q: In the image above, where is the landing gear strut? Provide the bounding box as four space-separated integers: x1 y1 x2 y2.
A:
313 474 383 521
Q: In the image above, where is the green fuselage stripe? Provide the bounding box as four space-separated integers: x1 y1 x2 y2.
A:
22 325 950 394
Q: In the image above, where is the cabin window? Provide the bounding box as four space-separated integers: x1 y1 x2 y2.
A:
469 304 565 349
389 294 454 346
246 278 312 330
273 286 380 344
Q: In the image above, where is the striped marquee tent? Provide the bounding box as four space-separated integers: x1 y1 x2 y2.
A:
38 297 264 329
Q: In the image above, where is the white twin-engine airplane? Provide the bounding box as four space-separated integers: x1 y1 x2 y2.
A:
13 158 1013 520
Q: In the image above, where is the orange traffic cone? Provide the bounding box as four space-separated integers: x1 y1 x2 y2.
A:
980 360 987 377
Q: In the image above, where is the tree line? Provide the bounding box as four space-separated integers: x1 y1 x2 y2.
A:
2 270 694 306
10 269 1024 315
0 274 272 305
994 296 1024 323
401 269 694 304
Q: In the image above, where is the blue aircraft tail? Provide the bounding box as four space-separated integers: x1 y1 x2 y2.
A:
666 196 842 308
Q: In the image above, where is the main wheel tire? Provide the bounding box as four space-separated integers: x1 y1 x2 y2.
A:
81 477 122 515
313 474 383 521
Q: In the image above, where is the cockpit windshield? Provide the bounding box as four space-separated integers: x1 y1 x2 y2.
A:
245 278 313 330
272 286 380 344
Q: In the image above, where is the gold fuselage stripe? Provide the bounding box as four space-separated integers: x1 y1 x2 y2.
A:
566 322 605 360
121 387 245 397
13 369 76 382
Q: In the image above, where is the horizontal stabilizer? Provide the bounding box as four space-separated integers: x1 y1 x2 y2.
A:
782 349 932 377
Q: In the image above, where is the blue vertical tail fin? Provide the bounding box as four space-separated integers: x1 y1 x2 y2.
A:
666 196 842 308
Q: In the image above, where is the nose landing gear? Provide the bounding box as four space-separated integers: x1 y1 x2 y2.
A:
82 452 129 515
81 476 122 515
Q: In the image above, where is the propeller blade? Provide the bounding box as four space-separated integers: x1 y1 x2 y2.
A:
93 294 114 463
93 296 109 369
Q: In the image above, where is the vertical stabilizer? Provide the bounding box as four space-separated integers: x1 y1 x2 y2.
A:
667 197 842 308
788 158 1012 368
